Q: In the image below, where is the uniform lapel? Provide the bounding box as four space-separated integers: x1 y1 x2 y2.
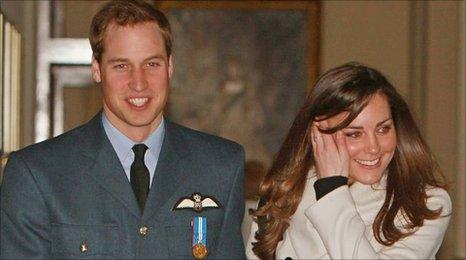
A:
76 113 141 218
142 121 189 221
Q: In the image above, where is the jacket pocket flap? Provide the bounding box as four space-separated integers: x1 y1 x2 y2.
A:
51 223 119 257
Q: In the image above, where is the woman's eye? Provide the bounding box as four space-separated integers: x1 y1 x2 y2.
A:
345 132 362 139
377 126 391 134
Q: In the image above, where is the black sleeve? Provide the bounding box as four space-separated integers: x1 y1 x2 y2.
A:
314 176 348 200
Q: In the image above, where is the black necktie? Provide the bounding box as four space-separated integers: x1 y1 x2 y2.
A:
130 144 150 211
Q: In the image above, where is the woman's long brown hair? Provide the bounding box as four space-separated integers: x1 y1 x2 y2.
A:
251 63 447 259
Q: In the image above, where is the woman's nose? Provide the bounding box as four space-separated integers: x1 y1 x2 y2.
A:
365 135 381 155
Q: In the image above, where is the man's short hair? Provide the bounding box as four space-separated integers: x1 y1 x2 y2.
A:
89 0 172 62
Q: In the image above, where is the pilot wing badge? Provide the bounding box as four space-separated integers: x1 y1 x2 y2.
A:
172 193 222 212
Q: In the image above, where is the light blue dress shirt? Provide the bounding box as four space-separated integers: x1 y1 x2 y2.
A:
102 113 165 187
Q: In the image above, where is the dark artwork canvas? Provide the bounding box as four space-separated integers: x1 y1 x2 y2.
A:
167 8 310 167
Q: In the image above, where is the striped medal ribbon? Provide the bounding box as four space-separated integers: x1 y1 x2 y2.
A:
192 216 207 259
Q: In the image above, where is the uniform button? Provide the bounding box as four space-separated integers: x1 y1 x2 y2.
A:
139 225 149 236
80 242 88 253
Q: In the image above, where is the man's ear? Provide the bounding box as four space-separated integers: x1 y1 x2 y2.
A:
91 56 102 83
168 55 174 79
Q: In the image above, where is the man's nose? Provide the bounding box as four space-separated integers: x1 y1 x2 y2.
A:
130 68 147 91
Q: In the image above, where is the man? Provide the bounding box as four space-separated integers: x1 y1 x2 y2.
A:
0 1 245 258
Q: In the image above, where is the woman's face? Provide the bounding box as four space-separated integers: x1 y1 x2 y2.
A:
327 93 397 185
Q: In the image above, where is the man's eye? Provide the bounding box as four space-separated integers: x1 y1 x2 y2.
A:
114 64 127 69
345 132 362 139
147 61 160 67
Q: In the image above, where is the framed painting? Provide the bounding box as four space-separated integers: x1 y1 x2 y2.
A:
159 1 320 168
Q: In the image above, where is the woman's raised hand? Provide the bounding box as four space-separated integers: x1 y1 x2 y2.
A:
311 120 350 179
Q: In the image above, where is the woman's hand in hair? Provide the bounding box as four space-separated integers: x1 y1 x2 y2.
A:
311 120 350 179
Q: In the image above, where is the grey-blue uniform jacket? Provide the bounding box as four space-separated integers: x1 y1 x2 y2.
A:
0 113 245 259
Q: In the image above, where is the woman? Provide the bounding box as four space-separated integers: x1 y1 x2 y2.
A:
246 63 451 259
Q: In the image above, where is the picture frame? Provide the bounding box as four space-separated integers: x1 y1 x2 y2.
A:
158 1 320 168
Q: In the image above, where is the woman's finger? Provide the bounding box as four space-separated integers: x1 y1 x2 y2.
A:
335 131 350 177
314 124 324 150
311 124 318 157
335 130 347 155
319 120 338 153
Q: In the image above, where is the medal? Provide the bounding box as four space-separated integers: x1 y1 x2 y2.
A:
192 216 207 259
192 243 207 259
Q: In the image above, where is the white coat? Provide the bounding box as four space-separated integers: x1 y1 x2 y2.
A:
246 174 451 259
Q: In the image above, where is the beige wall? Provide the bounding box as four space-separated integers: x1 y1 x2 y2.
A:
321 1 411 98
454 1 466 258
321 1 465 258
425 3 464 258
455 1 465 257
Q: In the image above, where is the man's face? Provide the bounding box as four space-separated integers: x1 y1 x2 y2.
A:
91 22 172 141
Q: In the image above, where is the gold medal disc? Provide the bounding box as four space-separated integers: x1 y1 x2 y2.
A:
192 243 208 259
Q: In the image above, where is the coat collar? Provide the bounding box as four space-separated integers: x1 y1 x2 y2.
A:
305 169 387 225
142 120 191 220
75 112 191 219
75 112 141 218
